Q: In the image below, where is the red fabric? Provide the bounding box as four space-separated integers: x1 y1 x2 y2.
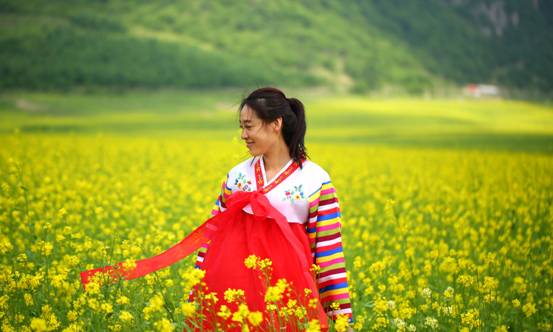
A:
80 189 329 331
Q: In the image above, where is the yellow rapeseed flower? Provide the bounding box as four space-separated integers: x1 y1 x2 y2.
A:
231 303 249 323
217 305 232 320
244 255 258 269
116 296 129 305
24 293 34 306
66 310 77 322
42 242 53 256
310 264 321 274
181 302 195 318
522 302 536 317
30 317 48 331
122 259 137 270
265 286 284 303
224 288 245 303
495 325 509 332
118 311 133 322
307 319 321 332
308 298 319 309
154 318 174 332
247 311 263 326
460 309 481 329
443 286 454 299
334 314 350 332
205 292 218 304
100 303 113 314
330 302 340 311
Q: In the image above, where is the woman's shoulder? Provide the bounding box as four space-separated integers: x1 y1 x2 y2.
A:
301 159 332 183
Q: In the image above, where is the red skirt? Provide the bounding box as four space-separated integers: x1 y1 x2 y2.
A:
187 207 329 331
80 190 329 331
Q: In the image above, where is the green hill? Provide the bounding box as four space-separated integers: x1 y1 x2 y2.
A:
0 0 551 94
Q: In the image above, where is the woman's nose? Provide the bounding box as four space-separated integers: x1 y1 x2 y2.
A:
240 129 248 139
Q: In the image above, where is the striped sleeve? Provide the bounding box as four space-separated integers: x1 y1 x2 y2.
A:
194 174 231 269
306 175 354 324
209 173 232 217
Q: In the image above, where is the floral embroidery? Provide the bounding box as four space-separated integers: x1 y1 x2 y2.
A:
282 184 305 203
234 172 253 192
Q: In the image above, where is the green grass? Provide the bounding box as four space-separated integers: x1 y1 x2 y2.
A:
1 89 552 153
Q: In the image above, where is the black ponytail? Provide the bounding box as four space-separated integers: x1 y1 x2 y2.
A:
285 97 307 167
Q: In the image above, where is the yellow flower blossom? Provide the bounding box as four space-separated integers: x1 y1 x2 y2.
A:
224 288 246 303
181 302 195 317
330 302 340 311
205 292 218 304
42 242 53 256
460 309 481 329
122 259 137 270
247 311 263 326
495 325 509 332
217 305 232 320
116 296 129 305
154 318 174 332
30 318 48 332
67 311 78 322
310 263 320 274
24 293 34 306
100 302 113 314
443 286 454 299
334 314 350 332
307 319 321 332
522 302 536 317
244 255 258 269
232 303 250 323
119 311 133 322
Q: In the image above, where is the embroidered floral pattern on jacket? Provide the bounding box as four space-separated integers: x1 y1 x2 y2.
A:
282 184 305 202
234 172 253 192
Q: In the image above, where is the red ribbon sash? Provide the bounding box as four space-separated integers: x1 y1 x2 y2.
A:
80 188 315 296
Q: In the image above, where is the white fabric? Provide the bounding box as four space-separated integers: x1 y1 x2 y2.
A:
222 155 331 224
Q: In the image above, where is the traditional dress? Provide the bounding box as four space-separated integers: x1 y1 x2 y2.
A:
80 155 353 331
192 155 354 330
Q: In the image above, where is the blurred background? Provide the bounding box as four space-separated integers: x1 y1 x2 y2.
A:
1 0 552 149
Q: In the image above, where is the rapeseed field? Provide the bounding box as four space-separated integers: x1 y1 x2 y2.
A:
0 94 552 331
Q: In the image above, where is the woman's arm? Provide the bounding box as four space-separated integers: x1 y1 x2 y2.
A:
306 176 354 325
193 175 231 269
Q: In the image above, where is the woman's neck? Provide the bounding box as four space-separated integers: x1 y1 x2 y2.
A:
262 141 291 173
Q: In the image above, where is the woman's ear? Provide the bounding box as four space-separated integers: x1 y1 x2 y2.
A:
273 117 283 132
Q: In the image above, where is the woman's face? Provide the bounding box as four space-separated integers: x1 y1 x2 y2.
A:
239 105 281 156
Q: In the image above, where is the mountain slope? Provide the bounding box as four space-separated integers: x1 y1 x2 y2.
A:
0 0 550 94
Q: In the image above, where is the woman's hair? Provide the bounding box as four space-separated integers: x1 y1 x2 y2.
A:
238 86 309 169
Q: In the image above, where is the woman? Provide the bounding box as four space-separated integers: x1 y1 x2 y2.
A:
191 87 354 331
80 87 354 331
